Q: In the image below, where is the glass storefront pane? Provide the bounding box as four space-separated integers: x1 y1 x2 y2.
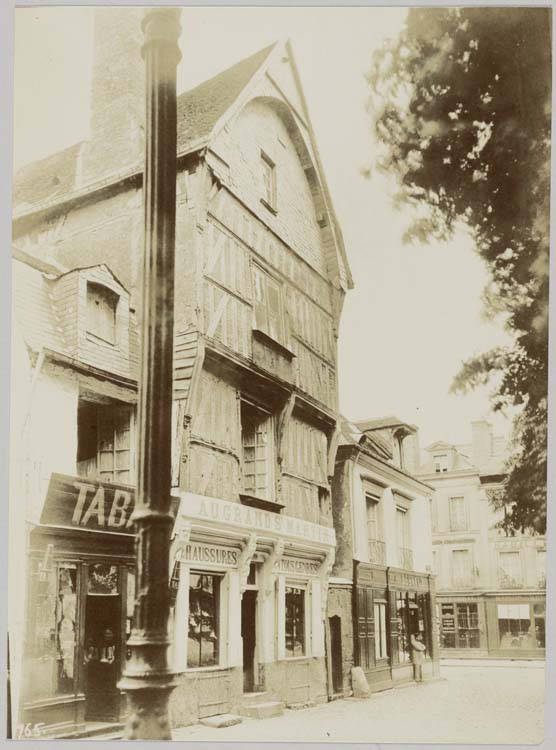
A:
88 563 119 595
533 602 545 648
396 593 410 662
497 602 535 649
188 573 220 668
56 564 77 695
285 586 306 658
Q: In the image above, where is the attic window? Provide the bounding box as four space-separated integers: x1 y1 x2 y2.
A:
260 151 277 212
87 282 118 344
434 454 448 473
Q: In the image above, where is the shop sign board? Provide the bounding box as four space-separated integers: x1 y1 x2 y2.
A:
388 570 429 591
179 492 336 546
40 473 179 534
274 556 320 576
175 542 240 567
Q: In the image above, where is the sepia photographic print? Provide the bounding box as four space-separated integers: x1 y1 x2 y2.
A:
5 2 554 746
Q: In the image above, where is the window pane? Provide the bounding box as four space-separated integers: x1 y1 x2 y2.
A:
396 593 410 662
285 587 305 658
188 574 220 668
449 497 466 531
88 563 118 595
56 564 77 695
497 603 534 649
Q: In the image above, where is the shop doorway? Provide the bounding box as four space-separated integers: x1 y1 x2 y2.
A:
241 590 257 692
329 616 343 694
84 566 122 722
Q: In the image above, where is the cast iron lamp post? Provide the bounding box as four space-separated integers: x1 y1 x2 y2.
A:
118 7 182 740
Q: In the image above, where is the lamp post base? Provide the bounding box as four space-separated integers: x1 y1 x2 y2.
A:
120 676 178 740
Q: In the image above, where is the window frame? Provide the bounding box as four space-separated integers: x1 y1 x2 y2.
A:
77 400 136 484
186 571 222 669
285 584 307 658
260 150 277 212
240 399 275 502
449 495 468 532
251 262 288 349
451 547 474 588
86 281 119 345
434 454 448 473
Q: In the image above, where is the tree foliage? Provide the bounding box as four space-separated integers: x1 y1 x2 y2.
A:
368 7 551 532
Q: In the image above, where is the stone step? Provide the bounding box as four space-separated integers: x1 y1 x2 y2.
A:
241 690 275 705
200 714 243 729
240 700 285 720
56 722 124 740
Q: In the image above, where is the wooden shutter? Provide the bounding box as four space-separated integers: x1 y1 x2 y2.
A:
356 585 375 672
266 276 283 342
252 266 268 332
389 590 399 665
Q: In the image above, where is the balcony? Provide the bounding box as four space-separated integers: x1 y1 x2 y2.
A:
398 546 414 570
498 569 523 589
368 538 386 565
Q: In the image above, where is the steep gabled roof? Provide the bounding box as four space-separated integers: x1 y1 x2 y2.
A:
176 43 276 153
13 45 277 210
356 416 417 434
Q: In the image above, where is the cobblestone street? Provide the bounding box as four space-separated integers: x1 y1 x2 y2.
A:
172 662 545 745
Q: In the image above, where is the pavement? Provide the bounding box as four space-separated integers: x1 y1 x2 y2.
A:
172 661 545 745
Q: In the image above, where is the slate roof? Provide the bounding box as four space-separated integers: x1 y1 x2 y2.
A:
355 415 418 434
338 415 392 460
13 44 276 211
13 142 84 210
176 43 276 152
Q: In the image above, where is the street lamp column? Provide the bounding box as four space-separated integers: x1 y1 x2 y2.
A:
118 7 182 741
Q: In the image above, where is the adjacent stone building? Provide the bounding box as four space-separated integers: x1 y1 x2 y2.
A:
11 8 352 737
327 416 440 697
419 420 546 659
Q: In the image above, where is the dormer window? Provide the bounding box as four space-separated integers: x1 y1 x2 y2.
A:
434 454 448 473
260 151 277 212
87 282 118 344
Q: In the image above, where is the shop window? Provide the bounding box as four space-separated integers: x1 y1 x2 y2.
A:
77 400 134 484
497 603 536 650
252 264 286 345
396 592 410 663
87 282 118 344
260 150 277 211
451 548 473 587
498 551 522 588
533 602 545 648
241 400 274 501
373 601 389 660
188 573 220 668
455 603 480 648
440 603 456 648
56 564 78 695
285 586 306 657
27 561 78 701
449 496 467 532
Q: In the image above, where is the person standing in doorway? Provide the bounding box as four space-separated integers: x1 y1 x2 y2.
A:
411 632 426 683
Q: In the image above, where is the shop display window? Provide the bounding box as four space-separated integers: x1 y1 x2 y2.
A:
533 603 545 648
440 602 480 649
497 603 536 650
27 561 78 701
188 573 220 668
396 592 410 663
285 586 306 657
88 563 118 596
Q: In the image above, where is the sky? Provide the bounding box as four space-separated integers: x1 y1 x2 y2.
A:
12 5 513 451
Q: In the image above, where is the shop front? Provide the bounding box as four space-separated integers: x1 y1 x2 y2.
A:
21 473 140 737
168 492 335 727
485 594 546 658
436 596 488 657
352 563 439 693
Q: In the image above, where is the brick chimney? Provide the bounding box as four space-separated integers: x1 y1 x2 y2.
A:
80 7 144 186
471 420 493 470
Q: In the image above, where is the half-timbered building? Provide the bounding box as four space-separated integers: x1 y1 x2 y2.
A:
11 8 352 734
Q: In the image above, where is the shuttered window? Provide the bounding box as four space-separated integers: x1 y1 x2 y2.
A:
87 282 118 344
77 401 134 484
356 586 374 671
452 548 473 587
449 496 467 531
241 400 274 500
252 264 286 345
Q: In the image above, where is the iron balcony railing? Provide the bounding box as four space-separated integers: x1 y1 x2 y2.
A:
368 538 386 565
498 569 523 589
398 546 414 570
